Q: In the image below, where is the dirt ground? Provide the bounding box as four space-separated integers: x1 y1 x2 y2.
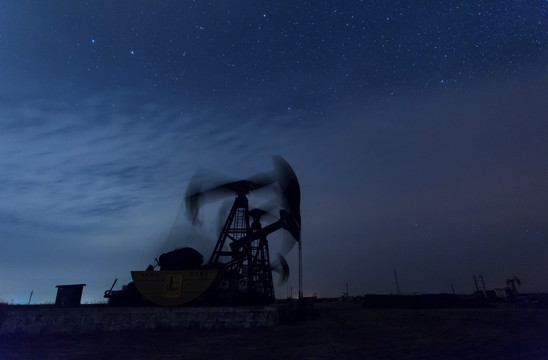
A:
1 302 548 360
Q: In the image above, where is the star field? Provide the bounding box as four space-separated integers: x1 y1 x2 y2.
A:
4 2 546 112
0 1 546 303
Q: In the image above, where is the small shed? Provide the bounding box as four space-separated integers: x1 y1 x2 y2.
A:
55 284 86 307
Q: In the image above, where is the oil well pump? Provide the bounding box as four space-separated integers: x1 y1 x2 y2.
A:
105 156 301 306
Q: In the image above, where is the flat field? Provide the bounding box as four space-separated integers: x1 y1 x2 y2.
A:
1 302 548 359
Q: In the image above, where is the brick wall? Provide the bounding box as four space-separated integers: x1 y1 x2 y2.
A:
0 306 278 334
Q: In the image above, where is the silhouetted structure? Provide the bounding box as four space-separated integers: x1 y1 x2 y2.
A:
55 284 86 307
105 156 302 307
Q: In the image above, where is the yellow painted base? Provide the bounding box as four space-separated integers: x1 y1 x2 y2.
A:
131 269 219 306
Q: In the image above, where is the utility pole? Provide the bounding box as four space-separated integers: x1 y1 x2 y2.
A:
394 268 401 295
473 274 487 297
298 238 303 299
479 275 486 291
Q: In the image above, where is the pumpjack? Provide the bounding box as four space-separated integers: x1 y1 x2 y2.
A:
105 156 301 306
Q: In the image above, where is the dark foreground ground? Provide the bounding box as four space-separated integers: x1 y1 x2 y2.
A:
1 302 548 359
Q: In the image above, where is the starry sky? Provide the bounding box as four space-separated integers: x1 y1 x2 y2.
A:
1 1 547 303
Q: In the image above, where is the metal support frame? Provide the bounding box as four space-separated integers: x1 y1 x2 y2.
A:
209 193 275 303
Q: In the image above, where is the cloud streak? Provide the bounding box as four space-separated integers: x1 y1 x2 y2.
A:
0 85 315 302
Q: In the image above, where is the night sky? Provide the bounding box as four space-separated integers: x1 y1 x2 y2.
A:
1 1 547 303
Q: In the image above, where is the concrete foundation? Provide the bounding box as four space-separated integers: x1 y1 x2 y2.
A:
0 305 278 335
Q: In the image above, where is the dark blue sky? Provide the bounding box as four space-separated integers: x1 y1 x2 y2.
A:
1 1 547 303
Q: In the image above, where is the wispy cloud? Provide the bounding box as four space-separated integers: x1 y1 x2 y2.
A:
0 86 313 302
